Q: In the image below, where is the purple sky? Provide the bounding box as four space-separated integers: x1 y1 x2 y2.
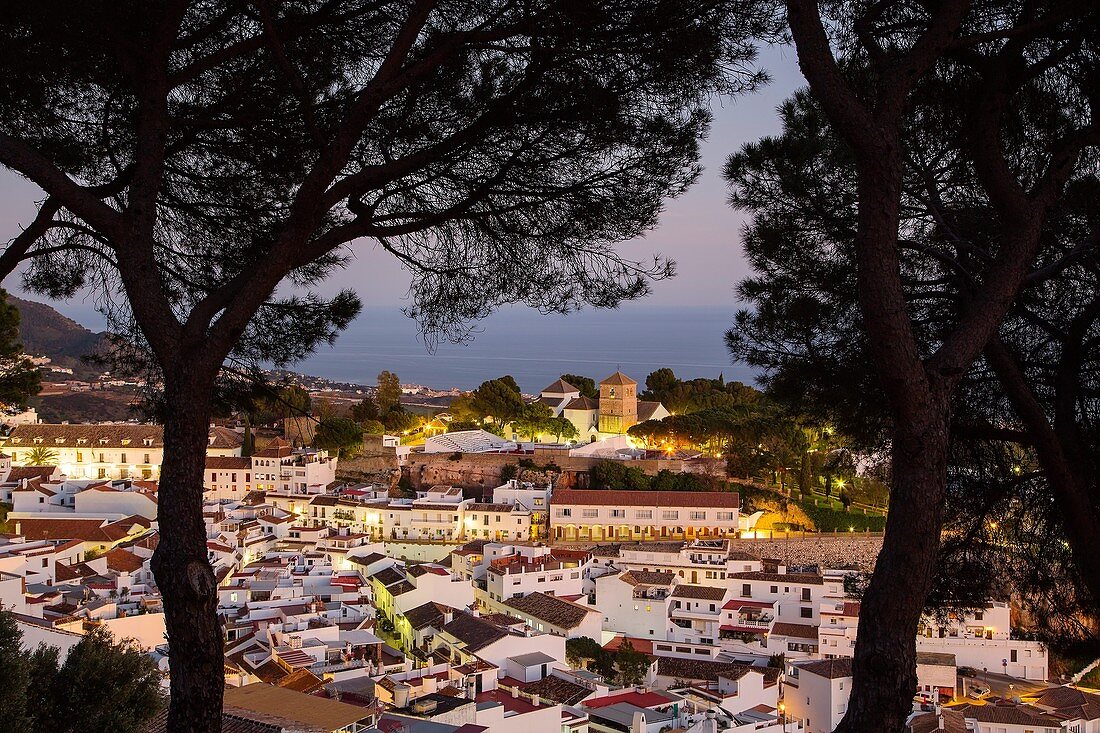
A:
0 45 804 333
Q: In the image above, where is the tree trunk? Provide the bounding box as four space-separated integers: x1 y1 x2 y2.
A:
799 451 812 499
835 395 951 733
150 371 223 733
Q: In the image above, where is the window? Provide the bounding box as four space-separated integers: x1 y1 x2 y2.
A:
801 588 811 601
717 511 734 521
690 511 706 520
1011 649 1018 663
611 509 625 518
582 509 599 518
742 584 752 597
557 508 572 517
800 607 813 619
974 612 983 621
121 453 127 463
662 510 679 520
635 510 652 519
771 585 778 593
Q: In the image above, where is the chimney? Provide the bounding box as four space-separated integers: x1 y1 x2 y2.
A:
394 682 411 709
532 694 540 707
465 677 477 700
631 710 647 733
512 687 519 698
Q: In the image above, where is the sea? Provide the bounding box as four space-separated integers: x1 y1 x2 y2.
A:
295 303 759 393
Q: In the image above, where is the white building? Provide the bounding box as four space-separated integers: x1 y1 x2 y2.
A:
5 423 164 480
615 539 763 586
784 657 852 733
550 489 740 542
596 570 676 639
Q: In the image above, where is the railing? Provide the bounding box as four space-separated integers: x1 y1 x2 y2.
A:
734 618 772 629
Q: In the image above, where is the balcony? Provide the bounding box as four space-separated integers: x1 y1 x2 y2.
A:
732 617 772 630
671 607 720 622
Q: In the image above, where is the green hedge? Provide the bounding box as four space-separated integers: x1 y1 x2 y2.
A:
799 501 886 532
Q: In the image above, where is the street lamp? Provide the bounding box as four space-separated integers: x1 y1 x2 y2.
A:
778 701 787 732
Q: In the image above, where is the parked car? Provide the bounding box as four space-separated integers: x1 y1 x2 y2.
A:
959 666 978 678
968 685 991 698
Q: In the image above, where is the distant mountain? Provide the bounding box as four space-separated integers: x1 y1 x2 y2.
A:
8 295 110 374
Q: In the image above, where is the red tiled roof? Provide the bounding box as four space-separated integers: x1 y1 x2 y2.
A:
6 466 60 481
584 690 677 709
798 657 852 679
206 456 251 470
104 547 145 573
771 622 819 640
600 371 637 386
722 599 774 610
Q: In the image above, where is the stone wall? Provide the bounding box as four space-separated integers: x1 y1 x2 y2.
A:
401 449 701 491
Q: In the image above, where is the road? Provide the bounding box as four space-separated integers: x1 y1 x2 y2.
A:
958 670 1051 701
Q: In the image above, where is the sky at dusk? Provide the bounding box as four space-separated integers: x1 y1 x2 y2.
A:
0 44 806 385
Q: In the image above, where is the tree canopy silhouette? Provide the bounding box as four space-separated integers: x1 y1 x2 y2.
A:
737 1 1100 730
0 2 776 728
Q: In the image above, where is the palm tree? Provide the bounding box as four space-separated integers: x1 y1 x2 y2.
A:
25 446 58 466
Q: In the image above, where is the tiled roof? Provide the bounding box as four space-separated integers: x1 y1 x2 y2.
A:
541 379 578 395
7 423 163 448
372 567 406 587
729 571 823 585
403 601 451 631
670 584 725 601
600 371 637 386
223 683 371 730
619 570 675 586
771 622 819 640
553 489 739 509
6 466 60 481
562 396 599 411
253 438 292 458
798 657 853 679
950 701 1065 726
915 652 956 667
209 426 245 449
143 709 283 733
656 657 777 683
521 675 593 706
1030 686 1100 720
637 401 664 422
275 668 326 694
504 592 595 629
907 709 967 733
104 547 146 573
206 456 251 470
13 517 146 543
442 612 508 652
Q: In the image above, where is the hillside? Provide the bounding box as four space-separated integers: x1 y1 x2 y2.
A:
9 295 110 376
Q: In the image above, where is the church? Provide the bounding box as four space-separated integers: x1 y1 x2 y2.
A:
537 372 670 442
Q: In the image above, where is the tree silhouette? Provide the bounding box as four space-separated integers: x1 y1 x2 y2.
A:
745 2 1100 730
0 4 775 727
